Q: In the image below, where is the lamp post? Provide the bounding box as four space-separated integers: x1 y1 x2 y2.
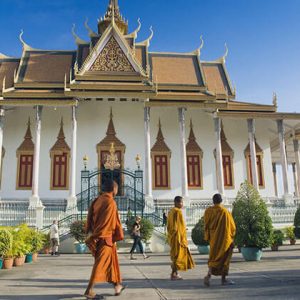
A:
135 154 141 170
83 155 89 171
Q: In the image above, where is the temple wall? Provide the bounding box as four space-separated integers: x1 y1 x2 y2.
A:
0 101 276 202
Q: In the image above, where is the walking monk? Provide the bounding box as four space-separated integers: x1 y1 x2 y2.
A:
167 196 195 280
84 179 126 299
203 193 236 287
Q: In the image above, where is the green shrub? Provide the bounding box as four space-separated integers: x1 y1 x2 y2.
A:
232 181 273 249
127 217 154 242
70 220 87 243
284 226 295 240
0 229 13 258
293 208 300 238
42 233 51 249
11 225 31 257
191 217 209 246
271 229 284 246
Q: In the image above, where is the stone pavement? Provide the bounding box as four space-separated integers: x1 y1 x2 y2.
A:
1 245 300 300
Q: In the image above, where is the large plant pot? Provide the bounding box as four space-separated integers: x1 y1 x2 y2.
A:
43 248 50 254
197 245 210 255
241 247 263 261
271 245 279 251
0 258 3 269
290 239 296 245
14 256 25 267
75 243 87 254
3 258 13 269
32 253 38 262
25 254 33 263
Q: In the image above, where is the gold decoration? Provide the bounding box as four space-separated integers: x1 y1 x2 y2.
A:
90 37 135 72
104 142 121 170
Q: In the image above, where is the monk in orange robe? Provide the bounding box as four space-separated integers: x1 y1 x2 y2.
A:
167 196 195 280
84 179 125 299
204 193 236 286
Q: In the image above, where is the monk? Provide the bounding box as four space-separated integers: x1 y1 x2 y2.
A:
203 193 236 287
167 196 195 280
84 179 126 299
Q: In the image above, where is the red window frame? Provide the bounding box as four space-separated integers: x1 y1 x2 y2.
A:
154 155 169 188
18 154 33 188
247 155 264 187
52 153 68 188
222 155 233 187
187 154 201 188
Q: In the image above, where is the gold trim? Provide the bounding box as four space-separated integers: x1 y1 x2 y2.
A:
151 152 171 190
50 151 70 190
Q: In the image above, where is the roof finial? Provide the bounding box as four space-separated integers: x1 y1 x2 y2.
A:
71 24 88 45
19 30 34 51
273 92 278 107
223 43 229 63
84 18 98 38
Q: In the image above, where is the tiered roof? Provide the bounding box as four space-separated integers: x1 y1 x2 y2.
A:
0 0 280 114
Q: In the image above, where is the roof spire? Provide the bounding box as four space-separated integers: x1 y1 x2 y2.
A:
98 0 128 35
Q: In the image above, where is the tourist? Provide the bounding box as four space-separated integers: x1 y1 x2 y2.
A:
129 216 149 260
167 196 195 280
50 220 60 256
84 179 126 299
203 193 236 287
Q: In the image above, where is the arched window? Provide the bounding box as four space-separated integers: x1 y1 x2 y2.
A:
151 120 171 189
16 119 34 190
186 120 203 189
244 141 264 187
50 119 70 190
215 124 234 189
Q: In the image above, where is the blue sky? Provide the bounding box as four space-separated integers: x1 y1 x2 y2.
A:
0 0 299 112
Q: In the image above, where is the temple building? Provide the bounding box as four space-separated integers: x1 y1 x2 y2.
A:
0 0 300 228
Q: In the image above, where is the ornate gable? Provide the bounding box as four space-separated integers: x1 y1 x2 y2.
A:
17 118 34 153
90 36 135 72
151 120 171 153
186 120 203 154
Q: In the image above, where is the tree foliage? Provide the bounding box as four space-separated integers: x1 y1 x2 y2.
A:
191 217 209 246
232 181 272 249
293 208 300 238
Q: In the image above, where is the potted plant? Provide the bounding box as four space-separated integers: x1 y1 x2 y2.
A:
31 230 45 261
271 229 284 251
191 217 210 254
294 208 300 239
70 220 87 253
42 233 51 254
284 226 296 245
11 225 31 267
0 229 13 269
232 181 273 261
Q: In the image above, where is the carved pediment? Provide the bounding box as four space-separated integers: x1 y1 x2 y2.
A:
89 36 135 72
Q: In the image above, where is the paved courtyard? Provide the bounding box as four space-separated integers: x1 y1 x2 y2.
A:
1 245 300 300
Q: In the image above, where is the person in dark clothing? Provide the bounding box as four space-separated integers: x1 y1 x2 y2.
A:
129 216 149 260
162 211 168 227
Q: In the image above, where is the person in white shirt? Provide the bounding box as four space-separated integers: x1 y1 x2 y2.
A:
50 220 60 256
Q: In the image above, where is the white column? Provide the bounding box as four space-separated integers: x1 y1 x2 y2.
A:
293 139 300 196
178 108 189 201
247 119 259 190
214 116 225 196
67 105 78 210
144 106 153 207
277 119 293 204
292 163 299 197
30 106 44 229
272 163 279 197
0 108 4 195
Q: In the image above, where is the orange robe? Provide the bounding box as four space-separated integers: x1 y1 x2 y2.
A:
85 192 124 284
204 204 236 276
167 207 195 271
